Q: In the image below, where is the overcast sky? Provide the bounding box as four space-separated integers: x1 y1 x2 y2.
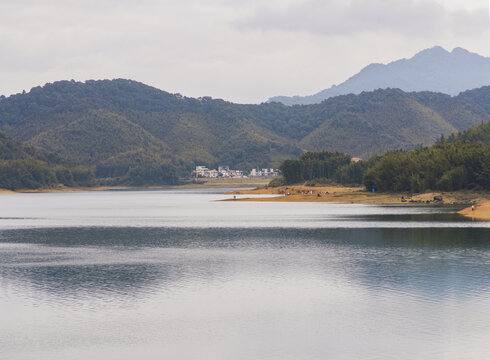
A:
1 0 489 103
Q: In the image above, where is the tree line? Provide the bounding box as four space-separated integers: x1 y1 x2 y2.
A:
279 120 490 192
0 159 96 190
0 131 96 190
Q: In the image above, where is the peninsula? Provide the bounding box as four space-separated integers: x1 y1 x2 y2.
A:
226 185 490 206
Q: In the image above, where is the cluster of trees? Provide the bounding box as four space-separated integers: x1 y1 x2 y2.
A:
95 148 181 186
0 131 96 190
363 142 490 192
279 120 490 192
447 119 490 145
280 151 357 184
0 160 95 190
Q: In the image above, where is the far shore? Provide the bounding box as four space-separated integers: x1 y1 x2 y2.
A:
0 177 272 194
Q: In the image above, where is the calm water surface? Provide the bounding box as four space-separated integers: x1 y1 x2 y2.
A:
0 189 489 359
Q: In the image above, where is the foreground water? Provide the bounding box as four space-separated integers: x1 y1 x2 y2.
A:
0 189 489 359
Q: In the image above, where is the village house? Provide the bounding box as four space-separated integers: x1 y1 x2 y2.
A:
249 168 280 177
193 165 245 178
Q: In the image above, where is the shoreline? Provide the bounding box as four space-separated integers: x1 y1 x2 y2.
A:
223 185 490 214
458 201 490 221
3 181 489 221
0 177 272 194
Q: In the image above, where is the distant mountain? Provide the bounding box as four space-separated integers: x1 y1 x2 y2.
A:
268 46 490 105
0 79 489 186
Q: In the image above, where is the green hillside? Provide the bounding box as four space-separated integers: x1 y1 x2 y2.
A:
0 80 301 171
0 79 489 186
299 89 458 156
31 110 172 165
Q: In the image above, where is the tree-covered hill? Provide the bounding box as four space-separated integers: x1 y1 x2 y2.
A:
298 89 458 156
30 110 172 165
0 80 301 171
0 79 489 185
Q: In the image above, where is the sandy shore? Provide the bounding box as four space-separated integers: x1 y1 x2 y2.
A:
225 185 490 206
458 201 490 221
0 189 16 194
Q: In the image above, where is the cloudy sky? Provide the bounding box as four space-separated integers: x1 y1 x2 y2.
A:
1 0 489 103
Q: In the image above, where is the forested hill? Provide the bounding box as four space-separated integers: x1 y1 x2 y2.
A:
0 80 301 173
0 79 489 185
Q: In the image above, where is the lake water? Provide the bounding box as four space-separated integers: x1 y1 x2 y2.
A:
1 189 489 359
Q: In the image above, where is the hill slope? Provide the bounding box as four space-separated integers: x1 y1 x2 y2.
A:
0 79 489 180
31 110 172 165
299 89 458 156
0 80 300 171
269 47 490 105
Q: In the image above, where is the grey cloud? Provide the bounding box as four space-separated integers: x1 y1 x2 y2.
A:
0 0 488 103
236 0 488 37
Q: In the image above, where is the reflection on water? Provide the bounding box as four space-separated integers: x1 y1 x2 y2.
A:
0 189 489 360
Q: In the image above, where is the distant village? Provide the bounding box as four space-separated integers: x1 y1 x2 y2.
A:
193 165 280 178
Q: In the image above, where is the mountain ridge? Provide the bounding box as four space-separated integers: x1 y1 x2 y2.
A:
0 79 489 185
268 46 490 105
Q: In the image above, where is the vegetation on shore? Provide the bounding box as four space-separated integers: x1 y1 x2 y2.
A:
0 131 96 190
363 141 490 192
277 120 490 194
279 150 375 186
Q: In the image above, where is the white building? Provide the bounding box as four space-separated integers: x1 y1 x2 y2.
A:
249 168 280 177
193 165 245 178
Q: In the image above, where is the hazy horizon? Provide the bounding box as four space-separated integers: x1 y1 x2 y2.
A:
1 0 489 104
